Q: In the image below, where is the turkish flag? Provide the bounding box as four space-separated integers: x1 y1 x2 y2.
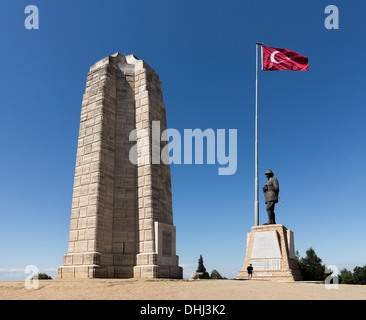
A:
262 46 309 71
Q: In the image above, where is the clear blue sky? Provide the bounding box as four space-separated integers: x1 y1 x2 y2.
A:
1 0 365 280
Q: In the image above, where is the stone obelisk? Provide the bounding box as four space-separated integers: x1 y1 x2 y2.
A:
57 53 182 279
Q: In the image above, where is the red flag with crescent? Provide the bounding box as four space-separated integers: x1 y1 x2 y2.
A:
262 46 309 71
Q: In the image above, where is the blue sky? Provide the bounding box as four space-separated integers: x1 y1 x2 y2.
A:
1 0 366 280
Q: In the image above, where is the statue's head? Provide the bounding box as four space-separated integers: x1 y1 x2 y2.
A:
265 169 274 177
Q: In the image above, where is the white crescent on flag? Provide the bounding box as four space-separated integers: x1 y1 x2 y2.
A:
270 51 284 64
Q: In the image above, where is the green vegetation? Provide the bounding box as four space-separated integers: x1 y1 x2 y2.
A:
32 273 52 280
196 254 210 279
340 266 366 285
296 247 366 285
295 247 327 281
210 269 224 279
196 255 227 279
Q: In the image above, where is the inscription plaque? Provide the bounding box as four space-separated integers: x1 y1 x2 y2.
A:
154 221 177 266
250 231 281 259
162 232 172 257
250 258 281 270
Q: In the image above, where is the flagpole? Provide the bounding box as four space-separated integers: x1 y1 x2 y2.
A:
255 42 263 226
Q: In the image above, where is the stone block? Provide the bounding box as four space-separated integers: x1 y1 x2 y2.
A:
63 254 73 266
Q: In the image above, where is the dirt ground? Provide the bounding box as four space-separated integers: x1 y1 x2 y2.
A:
1 279 365 300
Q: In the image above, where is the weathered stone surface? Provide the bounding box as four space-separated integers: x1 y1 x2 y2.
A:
58 53 182 279
236 224 302 282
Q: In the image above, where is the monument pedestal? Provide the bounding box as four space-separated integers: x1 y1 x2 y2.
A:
133 222 183 279
236 224 302 282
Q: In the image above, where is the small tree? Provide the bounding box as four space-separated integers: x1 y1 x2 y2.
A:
211 269 227 279
32 273 52 280
339 269 354 284
296 247 326 281
196 255 210 279
352 266 366 285
210 269 224 279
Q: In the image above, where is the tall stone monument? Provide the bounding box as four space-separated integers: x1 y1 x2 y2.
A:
57 53 182 279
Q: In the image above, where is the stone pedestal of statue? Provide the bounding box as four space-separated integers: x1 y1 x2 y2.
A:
236 224 302 282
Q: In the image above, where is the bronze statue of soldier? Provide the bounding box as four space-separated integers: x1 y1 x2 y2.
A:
262 169 279 225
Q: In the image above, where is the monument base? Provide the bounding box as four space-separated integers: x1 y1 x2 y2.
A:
57 265 183 279
57 252 136 279
57 225 183 279
57 258 183 279
236 224 302 282
133 252 183 278
57 265 134 279
133 265 183 279
236 269 302 282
